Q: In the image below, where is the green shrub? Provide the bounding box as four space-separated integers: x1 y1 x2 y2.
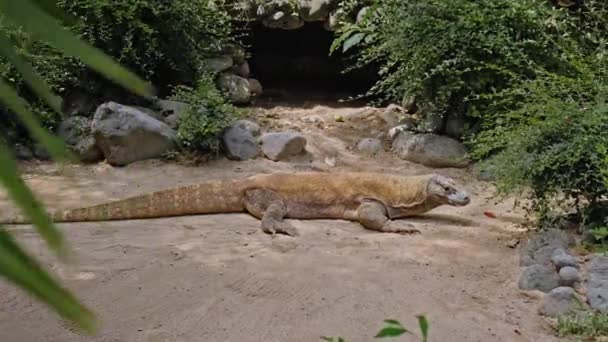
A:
550 0 608 59
471 71 607 225
467 1 607 226
332 0 576 132
170 76 240 155
0 0 238 144
56 0 237 89
332 0 567 115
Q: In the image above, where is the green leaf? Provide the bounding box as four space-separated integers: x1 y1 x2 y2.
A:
0 34 62 113
320 337 346 342
0 228 96 333
374 327 409 338
0 0 154 98
329 27 357 55
0 142 66 258
0 79 72 162
383 319 403 326
342 32 366 53
417 315 429 342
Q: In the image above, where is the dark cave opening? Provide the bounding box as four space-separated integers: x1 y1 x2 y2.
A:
246 22 377 104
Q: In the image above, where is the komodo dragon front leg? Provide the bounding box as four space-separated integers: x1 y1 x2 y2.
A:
244 189 299 237
356 200 421 234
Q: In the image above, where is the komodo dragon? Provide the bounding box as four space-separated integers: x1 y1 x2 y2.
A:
2 172 471 236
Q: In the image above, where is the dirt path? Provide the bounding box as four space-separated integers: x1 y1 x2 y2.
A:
0 103 558 341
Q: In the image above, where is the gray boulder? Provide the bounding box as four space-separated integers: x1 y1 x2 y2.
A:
519 229 576 267
232 61 251 78
261 132 307 161
391 133 469 168
205 56 233 73
356 138 382 156
587 255 608 312
58 116 103 163
222 124 260 161
519 264 560 293
551 248 579 270
539 287 579 317
74 136 103 163
157 100 189 117
217 74 251 104
248 79 264 97
133 106 164 121
164 114 179 130
155 100 189 129
558 266 581 287
220 43 246 65
233 119 261 137
92 102 177 166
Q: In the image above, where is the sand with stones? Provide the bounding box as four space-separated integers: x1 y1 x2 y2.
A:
0 101 558 341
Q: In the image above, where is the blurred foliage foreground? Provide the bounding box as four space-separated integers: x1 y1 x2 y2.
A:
0 0 154 333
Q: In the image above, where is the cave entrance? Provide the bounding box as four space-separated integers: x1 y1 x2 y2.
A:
247 21 376 105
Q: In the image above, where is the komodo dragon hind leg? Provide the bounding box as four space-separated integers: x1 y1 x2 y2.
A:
357 201 421 235
244 189 299 237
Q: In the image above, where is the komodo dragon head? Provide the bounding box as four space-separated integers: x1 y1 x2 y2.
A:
426 174 470 206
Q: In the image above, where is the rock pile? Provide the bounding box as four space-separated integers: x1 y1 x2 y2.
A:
517 228 608 317
206 43 263 105
238 0 362 32
367 104 470 168
51 94 313 166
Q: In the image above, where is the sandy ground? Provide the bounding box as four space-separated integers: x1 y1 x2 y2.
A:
0 101 558 341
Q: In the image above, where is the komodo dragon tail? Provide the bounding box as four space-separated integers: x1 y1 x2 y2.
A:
2 178 255 225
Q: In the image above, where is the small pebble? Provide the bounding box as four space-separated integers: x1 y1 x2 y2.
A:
506 239 520 248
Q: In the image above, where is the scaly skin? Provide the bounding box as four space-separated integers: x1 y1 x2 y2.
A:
1 172 471 236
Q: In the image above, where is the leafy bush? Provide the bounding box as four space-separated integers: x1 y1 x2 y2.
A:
471 71 607 225
467 0 608 225
170 76 240 155
1 0 238 144
332 0 576 132
56 0 237 88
